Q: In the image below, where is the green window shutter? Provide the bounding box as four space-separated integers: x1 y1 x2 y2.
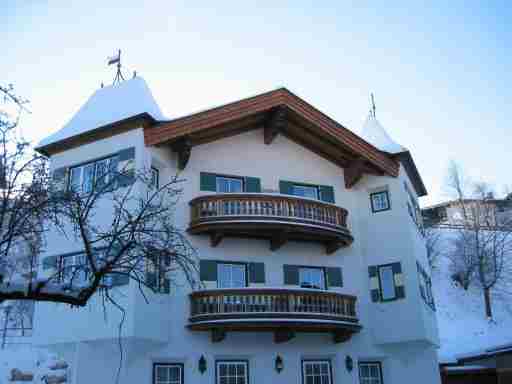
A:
279 180 294 195
326 267 343 287
117 169 135 188
396 286 406 299
146 272 157 289
200 260 218 281
368 265 380 302
283 265 299 285
111 274 130 287
248 262 265 283
319 185 335 203
42 255 59 270
200 172 217 192
245 177 261 193
391 262 402 274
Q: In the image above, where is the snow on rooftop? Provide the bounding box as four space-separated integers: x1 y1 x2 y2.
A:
37 77 167 149
359 116 406 154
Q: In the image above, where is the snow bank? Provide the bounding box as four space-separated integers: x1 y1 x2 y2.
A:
433 255 512 363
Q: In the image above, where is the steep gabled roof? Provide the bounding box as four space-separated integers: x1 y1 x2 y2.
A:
144 88 399 178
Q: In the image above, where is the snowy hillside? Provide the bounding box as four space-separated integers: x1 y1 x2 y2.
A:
433 254 512 362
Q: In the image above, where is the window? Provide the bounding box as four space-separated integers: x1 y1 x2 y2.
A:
359 362 383 384
217 263 247 288
216 176 243 193
153 363 183 384
370 191 390 213
302 360 332 384
216 361 248 384
146 254 171 293
299 267 325 289
417 262 435 310
61 253 90 286
378 265 396 301
292 184 319 200
150 167 160 190
68 155 118 193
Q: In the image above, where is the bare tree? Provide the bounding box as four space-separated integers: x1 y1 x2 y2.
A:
421 226 442 270
444 162 512 318
0 84 198 308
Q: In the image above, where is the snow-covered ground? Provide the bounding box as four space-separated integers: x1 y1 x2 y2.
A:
433 255 512 363
0 344 68 383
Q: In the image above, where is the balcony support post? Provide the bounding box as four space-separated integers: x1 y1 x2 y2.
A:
210 232 223 247
211 328 226 343
274 329 295 344
171 137 192 170
332 330 352 344
264 107 287 145
270 230 288 251
325 240 341 255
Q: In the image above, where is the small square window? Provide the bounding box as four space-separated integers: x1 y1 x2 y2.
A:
370 191 390 213
292 184 319 200
216 361 248 384
153 363 183 384
299 267 325 289
216 176 244 193
217 263 247 288
359 362 383 384
302 360 332 384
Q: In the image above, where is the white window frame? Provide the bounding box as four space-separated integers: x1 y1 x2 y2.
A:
370 190 390 212
301 360 332 384
216 176 244 193
359 362 383 384
217 263 247 288
216 360 248 384
68 155 118 194
153 363 183 384
292 184 319 200
378 265 396 301
150 167 160 190
299 267 325 289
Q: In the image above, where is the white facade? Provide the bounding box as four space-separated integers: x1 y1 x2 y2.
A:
33 79 440 384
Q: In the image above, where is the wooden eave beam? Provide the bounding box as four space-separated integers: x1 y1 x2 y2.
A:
170 137 192 170
264 106 287 144
344 158 366 189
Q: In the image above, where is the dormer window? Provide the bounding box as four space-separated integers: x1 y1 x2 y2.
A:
370 190 390 213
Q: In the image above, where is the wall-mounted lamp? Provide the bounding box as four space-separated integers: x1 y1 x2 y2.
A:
198 355 207 374
275 355 284 373
345 355 353 372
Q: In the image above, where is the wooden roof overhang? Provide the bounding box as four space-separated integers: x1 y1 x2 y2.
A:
144 88 400 188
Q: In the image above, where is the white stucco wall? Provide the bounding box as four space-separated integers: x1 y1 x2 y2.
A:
34 127 441 384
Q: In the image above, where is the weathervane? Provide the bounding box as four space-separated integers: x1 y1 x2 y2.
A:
107 49 125 85
369 93 376 119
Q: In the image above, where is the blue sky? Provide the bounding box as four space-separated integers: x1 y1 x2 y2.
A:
3 1 510 205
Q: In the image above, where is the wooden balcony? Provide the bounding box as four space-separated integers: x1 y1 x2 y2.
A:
188 193 353 254
188 288 361 343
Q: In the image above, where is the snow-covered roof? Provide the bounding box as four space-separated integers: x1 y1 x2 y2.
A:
359 116 406 154
37 77 166 149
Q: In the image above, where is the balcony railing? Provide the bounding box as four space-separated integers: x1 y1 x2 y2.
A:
188 287 360 343
188 193 353 253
